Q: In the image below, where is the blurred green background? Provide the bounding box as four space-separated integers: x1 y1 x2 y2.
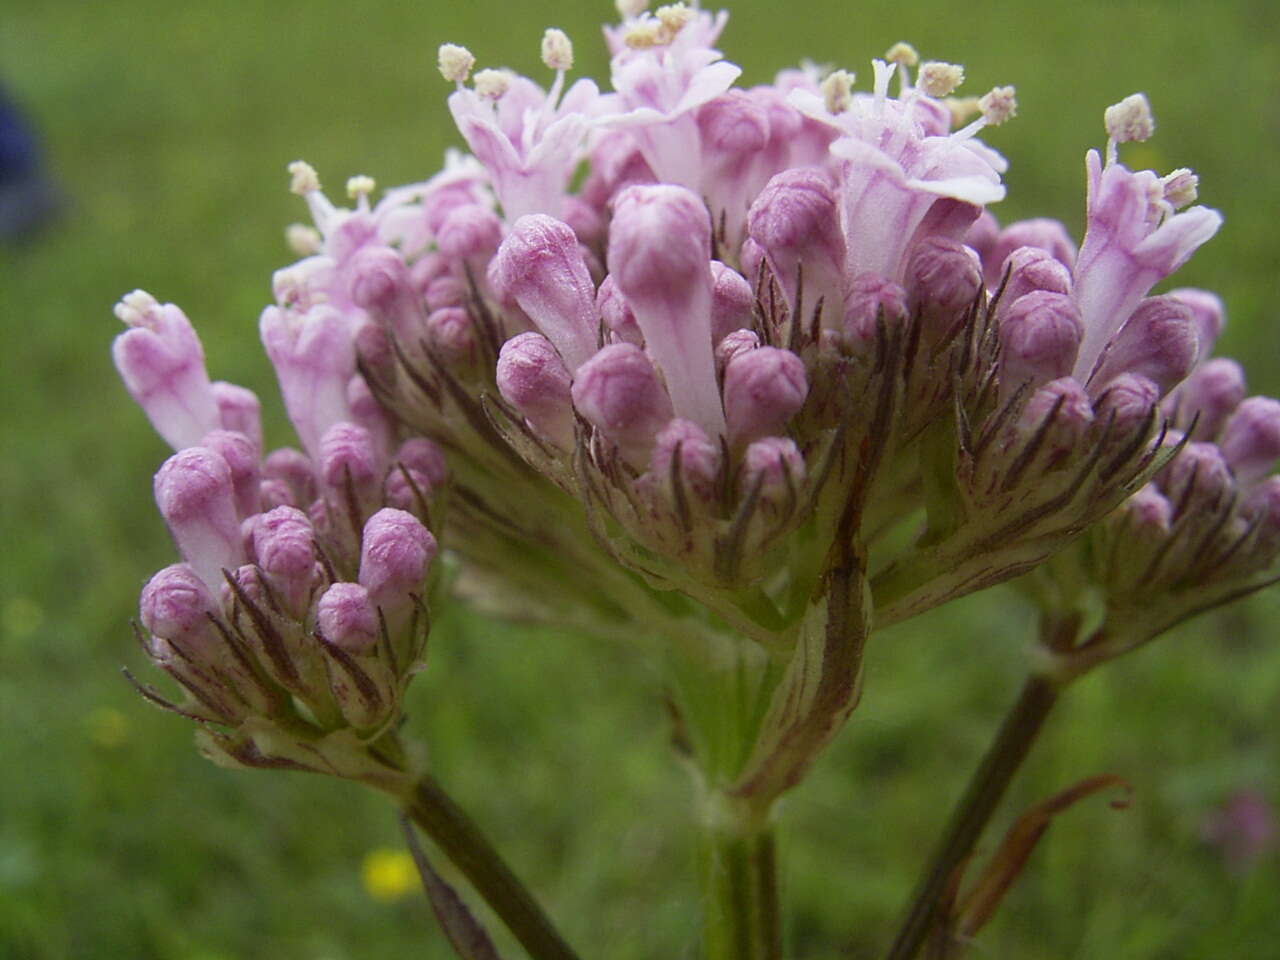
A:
2 0 1278 957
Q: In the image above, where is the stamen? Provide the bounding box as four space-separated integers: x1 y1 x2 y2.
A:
821 69 855 114
541 28 574 71
623 19 664 48
473 68 510 100
285 223 323 256
616 0 648 17
1105 93 1156 144
437 43 476 86
884 42 920 68
1162 168 1199 209
977 85 1017 125
287 160 321 196
346 175 376 201
655 3 694 37
918 61 965 98
114 289 159 327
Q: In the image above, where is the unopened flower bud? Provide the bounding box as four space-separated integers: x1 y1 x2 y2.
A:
1123 483 1173 535
210 382 263 452
715 329 760 375
988 219 1076 285
496 331 576 449
359 508 437 611
597 275 643 345
1167 358 1246 440
154 447 244 591
1092 296 1199 395
741 436 806 498
1219 397 1280 485
608 185 725 437
425 307 478 367
490 215 600 371
140 563 219 644
1243 476 1280 540
199 429 261 519
318 422 382 527
425 273 467 311
650 418 721 500
254 505 318 616
1016 377 1094 446
709 261 756 344
258 478 296 510
999 291 1083 390
747 169 845 319
965 209 1000 270
317 582 380 652
1168 288 1226 358
1093 373 1160 436
1160 441 1233 512
112 294 220 450
435 203 503 268
843 273 908 344
997 246 1072 308
571 343 675 467
908 236 983 320
263 447 316 507
723 346 808 445
393 438 448 491
345 246 410 314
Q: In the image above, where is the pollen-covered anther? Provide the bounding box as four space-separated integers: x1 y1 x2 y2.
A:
437 43 476 85
114 289 160 327
541 28 573 71
345 175 376 201
616 0 649 18
918 61 965 98
655 3 694 35
1162 168 1199 210
884 42 920 67
1105 92 1155 144
473 68 510 100
978 86 1017 125
287 160 320 196
285 223 322 256
623 19 665 49
821 70 855 114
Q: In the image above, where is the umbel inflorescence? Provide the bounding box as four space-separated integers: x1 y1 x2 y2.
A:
112 2 1280 955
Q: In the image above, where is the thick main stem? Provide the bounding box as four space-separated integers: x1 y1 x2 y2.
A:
699 804 782 960
883 673 1061 960
404 774 582 960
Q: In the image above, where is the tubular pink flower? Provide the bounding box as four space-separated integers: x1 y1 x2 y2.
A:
649 418 721 500
709 261 755 344
140 562 220 645
253 505 319 617
1165 358 1246 441
1219 397 1280 486
1090 295 1199 395
359 508 437 612
153 446 244 592
997 247 1072 310
198 429 261 519
490 215 600 372
986 217 1076 286
607 185 726 437
907 236 982 319
1168 288 1226 360
998 292 1083 391
211 382 263 452
260 303 357 461
1071 149 1222 379
317 582 380 652
112 292 220 450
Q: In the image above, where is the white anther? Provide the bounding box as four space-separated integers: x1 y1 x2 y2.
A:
541 28 574 71
918 61 965 98
285 223 323 256
978 86 1017 125
884 42 919 67
287 160 320 195
1105 93 1155 144
346 175 376 201
821 69 856 114
1162 168 1199 209
616 0 648 17
438 44 476 84
114 289 159 326
473 68 510 100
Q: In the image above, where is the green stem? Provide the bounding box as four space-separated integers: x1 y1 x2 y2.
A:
403 774 581 960
699 802 782 960
883 673 1062 960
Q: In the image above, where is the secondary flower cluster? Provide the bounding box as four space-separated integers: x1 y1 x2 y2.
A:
115 290 440 772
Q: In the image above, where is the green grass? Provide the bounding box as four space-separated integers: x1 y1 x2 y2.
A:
2 1 1278 957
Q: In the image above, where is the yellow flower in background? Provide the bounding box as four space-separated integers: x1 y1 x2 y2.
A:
361 847 419 902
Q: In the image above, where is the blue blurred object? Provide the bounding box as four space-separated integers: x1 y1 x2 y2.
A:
0 85 61 240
